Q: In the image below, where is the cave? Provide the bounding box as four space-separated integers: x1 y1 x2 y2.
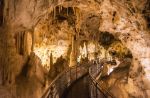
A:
0 0 150 98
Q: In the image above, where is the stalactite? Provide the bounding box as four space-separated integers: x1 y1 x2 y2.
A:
14 31 32 57
20 31 24 55
32 31 34 51
23 31 32 56
61 5 62 11
19 32 22 54
73 7 75 15
16 33 18 54
22 32 25 55
23 32 26 55
59 5 61 13
18 32 21 54
67 7 68 16
53 7 56 19
75 8 81 33
27 32 32 55
16 34 19 53
71 35 75 53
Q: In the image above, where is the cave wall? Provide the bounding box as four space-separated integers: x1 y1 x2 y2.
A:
0 0 49 85
97 0 150 97
33 20 72 68
3 0 49 29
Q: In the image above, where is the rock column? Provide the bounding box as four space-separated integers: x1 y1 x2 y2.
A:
69 35 77 67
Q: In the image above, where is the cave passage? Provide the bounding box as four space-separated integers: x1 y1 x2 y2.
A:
62 75 90 98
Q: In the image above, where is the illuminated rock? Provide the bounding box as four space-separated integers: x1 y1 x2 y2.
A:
69 35 77 67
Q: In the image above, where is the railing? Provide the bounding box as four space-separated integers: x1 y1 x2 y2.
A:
42 61 115 98
89 64 115 98
42 63 90 98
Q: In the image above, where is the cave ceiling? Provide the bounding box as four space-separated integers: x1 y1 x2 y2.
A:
2 0 150 60
0 0 149 64
2 0 150 32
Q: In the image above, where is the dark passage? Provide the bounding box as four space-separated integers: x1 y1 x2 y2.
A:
62 76 90 98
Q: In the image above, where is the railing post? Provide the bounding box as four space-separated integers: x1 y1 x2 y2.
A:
97 64 99 75
65 70 67 89
50 86 54 98
96 83 98 98
43 64 91 98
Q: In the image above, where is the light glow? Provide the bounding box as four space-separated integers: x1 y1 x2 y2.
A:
87 42 96 61
33 39 69 69
77 42 88 62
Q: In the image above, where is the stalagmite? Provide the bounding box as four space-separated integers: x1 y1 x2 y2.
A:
23 32 32 56
83 42 87 58
85 42 88 58
49 52 53 70
69 35 77 67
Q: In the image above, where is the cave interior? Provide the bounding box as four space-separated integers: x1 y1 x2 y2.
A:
0 0 150 98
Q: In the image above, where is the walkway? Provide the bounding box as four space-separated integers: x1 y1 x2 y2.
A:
62 75 90 98
42 63 114 98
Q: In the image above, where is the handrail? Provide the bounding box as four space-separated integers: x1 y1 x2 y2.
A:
41 63 90 98
89 64 115 98
41 69 66 98
42 62 115 98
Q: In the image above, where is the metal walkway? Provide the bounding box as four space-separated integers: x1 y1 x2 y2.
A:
42 63 115 98
62 75 90 98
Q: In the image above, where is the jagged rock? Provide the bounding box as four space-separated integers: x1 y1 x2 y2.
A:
49 56 68 79
27 52 47 80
